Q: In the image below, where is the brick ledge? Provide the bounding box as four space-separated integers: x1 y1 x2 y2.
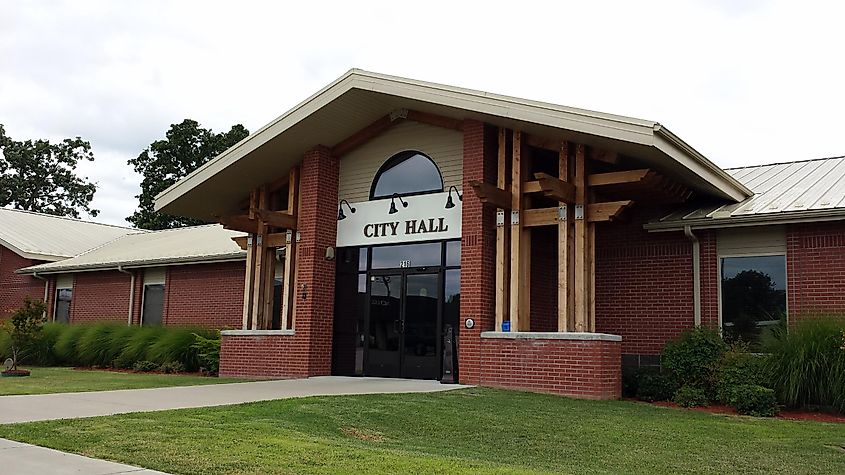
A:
480 331 622 341
221 329 296 336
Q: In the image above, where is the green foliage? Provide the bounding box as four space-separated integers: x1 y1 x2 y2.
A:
714 343 771 404
661 327 727 392
730 385 780 417
114 327 166 368
192 331 221 374
634 367 674 402
0 124 98 217
126 119 248 229
764 318 845 413
54 325 87 364
20 322 65 366
75 324 119 367
133 360 159 372
673 385 708 407
147 327 212 372
1 297 47 370
159 361 186 374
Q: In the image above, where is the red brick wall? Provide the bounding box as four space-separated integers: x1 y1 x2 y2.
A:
787 221 845 319
70 270 131 323
595 208 695 355
163 261 244 328
530 226 558 332
480 336 621 399
0 245 47 318
219 332 308 378
699 230 719 328
458 121 498 385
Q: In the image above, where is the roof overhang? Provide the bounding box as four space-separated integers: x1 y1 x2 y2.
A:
645 208 845 232
155 69 752 221
0 237 67 262
16 253 246 275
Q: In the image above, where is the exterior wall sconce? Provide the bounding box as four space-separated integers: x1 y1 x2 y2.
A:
445 186 463 209
389 193 408 214
337 199 356 220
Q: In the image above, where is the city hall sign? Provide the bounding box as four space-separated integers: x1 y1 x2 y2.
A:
336 191 462 247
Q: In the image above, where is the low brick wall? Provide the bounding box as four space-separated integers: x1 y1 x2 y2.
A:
219 330 308 379
479 332 622 400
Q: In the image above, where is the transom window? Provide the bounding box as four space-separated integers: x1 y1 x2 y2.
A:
370 150 443 199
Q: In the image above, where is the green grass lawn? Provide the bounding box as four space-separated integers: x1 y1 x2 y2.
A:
0 367 243 395
0 387 843 474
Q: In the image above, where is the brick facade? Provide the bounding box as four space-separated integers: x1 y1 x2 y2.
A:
0 245 47 318
787 221 845 318
219 332 308 378
70 270 132 323
163 261 244 328
479 335 621 399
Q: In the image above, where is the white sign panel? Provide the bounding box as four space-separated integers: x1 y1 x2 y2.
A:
337 191 462 247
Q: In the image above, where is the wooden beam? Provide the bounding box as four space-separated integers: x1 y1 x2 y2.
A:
232 236 248 250
250 186 269 330
509 131 531 332
470 180 512 210
281 166 299 330
241 235 255 330
495 127 509 332
234 233 286 250
255 209 297 230
587 148 618 164
330 114 396 158
573 144 589 332
220 215 258 234
533 172 576 203
588 169 650 187
587 200 634 222
406 110 463 131
525 134 561 151
558 142 574 332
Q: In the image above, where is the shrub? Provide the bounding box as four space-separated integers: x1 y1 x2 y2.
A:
25 322 67 366
662 327 727 392
715 344 771 405
104 325 137 367
159 361 186 374
635 368 674 402
730 384 779 417
674 385 709 407
75 324 120 367
114 326 165 368
1 297 47 371
133 360 159 372
764 318 845 413
54 324 88 364
147 327 211 372
192 331 221 374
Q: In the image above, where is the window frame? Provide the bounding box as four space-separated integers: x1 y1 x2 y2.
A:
140 283 166 327
53 287 73 323
369 150 444 200
717 251 789 333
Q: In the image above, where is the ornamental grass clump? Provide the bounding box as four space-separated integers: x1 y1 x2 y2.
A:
54 324 87 364
114 326 166 369
75 323 120 367
147 327 213 372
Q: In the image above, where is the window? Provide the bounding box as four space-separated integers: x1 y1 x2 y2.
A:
142 284 165 326
370 150 443 199
54 288 72 323
721 255 786 343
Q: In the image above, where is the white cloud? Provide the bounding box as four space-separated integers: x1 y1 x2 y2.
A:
1 0 843 225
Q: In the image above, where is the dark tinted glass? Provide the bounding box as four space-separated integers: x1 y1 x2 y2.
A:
55 288 72 324
371 243 442 269
721 255 786 343
371 151 443 198
142 284 165 326
446 240 461 267
358 248 368 272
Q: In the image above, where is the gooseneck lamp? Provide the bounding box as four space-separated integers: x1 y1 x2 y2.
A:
389 193 408 214
445 185 463 209
337 199 356 220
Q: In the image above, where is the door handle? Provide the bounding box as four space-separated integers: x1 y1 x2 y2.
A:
393 319 404 334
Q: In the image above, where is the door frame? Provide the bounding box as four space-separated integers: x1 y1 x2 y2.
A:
363 266 444 379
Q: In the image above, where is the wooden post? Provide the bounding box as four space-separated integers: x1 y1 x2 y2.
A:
280 167 299 330
241 234 255 329
509 130 531 332
558 142 574 331
495 128 510 331
250 185 269 330
573 144 589 332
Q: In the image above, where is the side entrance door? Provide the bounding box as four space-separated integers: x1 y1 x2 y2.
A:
365 270 441 379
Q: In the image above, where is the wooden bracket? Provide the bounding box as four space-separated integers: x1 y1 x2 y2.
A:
255 209 297 230
532 172 575 203
470 180 512 210
588 169 651 187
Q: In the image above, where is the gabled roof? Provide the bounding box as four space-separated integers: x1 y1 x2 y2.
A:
154 69 751 221
17 224 246 274
0 208 140 261
646 156 845 231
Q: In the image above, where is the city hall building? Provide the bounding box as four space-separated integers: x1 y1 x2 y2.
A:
4 70 844 400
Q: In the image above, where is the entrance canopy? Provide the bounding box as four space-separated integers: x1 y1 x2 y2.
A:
154 69 750 221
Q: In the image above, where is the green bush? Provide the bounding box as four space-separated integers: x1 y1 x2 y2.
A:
0 329 11 360
764 318 845 413
662 327 727 392
75 324 119 366
53 323 87 364
635 368 674 402
674 385 709 407
104 325 137 367
147 327 211 372
715 344 771 405
192 331 221 374
730 384 780 417
159 361 186 374
114 326 165 368
133 360 159 372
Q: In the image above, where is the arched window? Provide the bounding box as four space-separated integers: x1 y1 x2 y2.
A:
370 150 443 199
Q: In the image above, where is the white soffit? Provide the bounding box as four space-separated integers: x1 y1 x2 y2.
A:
154 69 751 221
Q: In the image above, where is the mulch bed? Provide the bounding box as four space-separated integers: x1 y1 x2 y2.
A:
70 366 210 377
651 400 845 423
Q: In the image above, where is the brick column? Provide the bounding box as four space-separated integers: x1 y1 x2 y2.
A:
458 121 497 384
295 146 339 376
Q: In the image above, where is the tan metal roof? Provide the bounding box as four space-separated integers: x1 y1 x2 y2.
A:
647 156 845 230
0 208 140 261
18 224 246 273
154 69 751 221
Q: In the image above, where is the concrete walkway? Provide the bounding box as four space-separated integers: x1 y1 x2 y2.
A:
0 376 467 424
0 438 168 474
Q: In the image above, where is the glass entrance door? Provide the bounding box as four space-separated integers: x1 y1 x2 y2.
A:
365 271 441 379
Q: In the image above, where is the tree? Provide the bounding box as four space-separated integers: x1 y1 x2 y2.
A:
0 124 98 218
127 119 249 229
2 297 46 373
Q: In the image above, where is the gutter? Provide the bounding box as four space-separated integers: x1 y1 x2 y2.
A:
683 226 701 327
31 272 49 319
117 266 135 326
15 254 247 276
645 208 845 232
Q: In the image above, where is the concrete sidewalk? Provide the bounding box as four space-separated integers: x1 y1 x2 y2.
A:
0 438 169 474
0 376 467 424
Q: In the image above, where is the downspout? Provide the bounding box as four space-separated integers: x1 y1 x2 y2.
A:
117 266 135 326
32 272 49 319
684 225 701 327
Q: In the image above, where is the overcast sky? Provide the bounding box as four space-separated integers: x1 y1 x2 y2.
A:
1 0 843 226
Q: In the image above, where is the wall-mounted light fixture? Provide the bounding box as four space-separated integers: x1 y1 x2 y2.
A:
445 185 463 209
337 199 356 220
389 193 408 214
